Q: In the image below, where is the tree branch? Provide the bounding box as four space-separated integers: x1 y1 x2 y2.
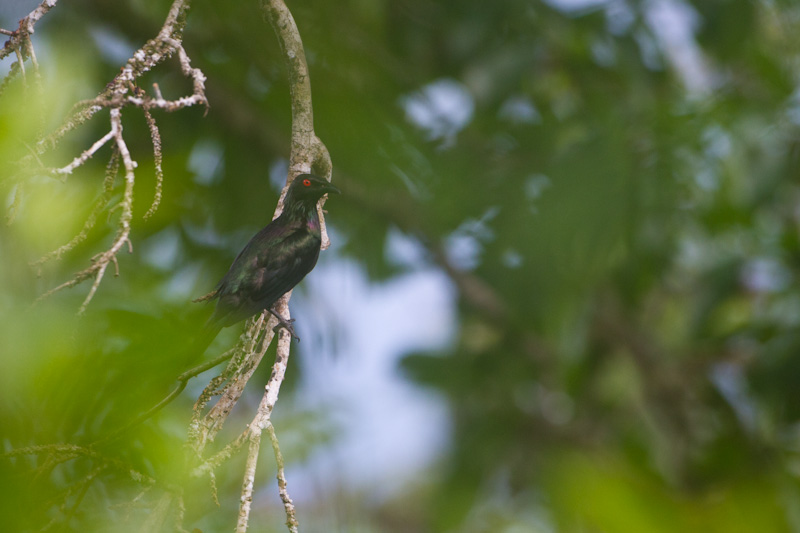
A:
22 0 208 311
0 0 57 96
235 321 296 533
187 2 333 531
266 419 299 532
32 109 136 313
187 313 275 455
261 0 333 247
93 349 236 447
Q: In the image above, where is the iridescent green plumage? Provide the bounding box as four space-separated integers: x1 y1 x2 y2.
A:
199 174 338 342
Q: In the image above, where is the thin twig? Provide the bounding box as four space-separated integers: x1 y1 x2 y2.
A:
142 108 164 219
25 0 207 313
32 151 119 269
40 464 106 531
14 47 26 86
76 110 133 313
0 0 58 96
236 424 263 533
190 428 249 478
5 184 23 226
233 316 297 533
3 444 157 487
188 313 274 454
53 129 115 177
266 420 298 532
0 0 58 61
235 301 295 532
94 349 236 446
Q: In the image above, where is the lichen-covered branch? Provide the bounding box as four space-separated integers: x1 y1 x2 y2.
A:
0 0 57 95
52 129 116 178
142 107 164 219
235 322 296 533
187 313 275 455
261 0 333 248
3 443 158 487
0 0 58 61
93 349 236 447
184 2 333 531
20 0 208 311
3 442 187 531
14 0 202 165
31 151 119 269
236 423 263 532
266 420 298 532
32 109 135 313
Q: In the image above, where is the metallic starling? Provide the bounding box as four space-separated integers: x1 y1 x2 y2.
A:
196 174 339 346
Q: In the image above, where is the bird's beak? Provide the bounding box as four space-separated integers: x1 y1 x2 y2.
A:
322 182 340 195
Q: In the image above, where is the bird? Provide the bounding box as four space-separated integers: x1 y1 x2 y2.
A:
193 173 339 350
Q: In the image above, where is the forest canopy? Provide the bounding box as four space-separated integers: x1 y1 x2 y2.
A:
2 0 800 532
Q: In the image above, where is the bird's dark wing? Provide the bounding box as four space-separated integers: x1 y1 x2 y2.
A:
209 218 321 327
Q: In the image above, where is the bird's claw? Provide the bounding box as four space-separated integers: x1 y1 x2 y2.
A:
273 320 300 342
269 311 300 342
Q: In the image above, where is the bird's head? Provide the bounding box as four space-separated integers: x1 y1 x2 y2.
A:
285 174 340 206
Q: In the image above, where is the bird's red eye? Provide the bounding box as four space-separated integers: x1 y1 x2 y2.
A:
303 179 311 187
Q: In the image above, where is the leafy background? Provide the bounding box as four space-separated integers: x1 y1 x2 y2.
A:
2 0 800 531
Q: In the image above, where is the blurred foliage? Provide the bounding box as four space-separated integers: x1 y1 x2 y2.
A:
2 0 800 531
